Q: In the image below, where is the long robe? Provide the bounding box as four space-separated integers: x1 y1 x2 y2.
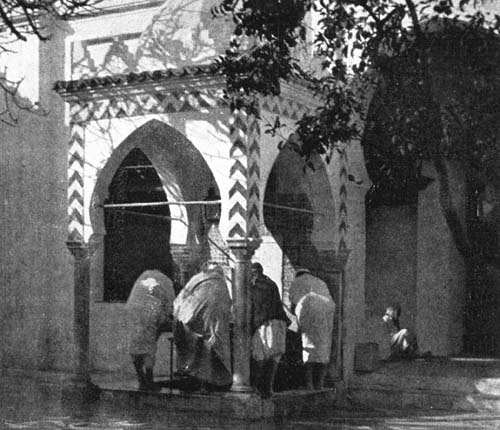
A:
250 274 290 362
126 270 175 359
290 272 336 363
389 328 419 359
173 271 232 387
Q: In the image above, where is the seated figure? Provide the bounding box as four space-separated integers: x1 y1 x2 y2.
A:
173 261 232 391
126 269 176 390
382 305 419 361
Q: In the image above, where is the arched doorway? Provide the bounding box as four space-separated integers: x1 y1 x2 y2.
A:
264 145 336 293
263 145 338 389
103 148 174 301
90 119 224 301
88 119 225 372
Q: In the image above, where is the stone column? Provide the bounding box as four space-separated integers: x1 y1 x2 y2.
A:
226 105 262 392
65 241 99 395
227 239 260 392
170 245 193 287
318 249 350 383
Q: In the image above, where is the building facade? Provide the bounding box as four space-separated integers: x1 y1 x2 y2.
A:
1 0 494 392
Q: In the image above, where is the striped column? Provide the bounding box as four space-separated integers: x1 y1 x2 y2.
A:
338 149 348 254
68 117 85 243
228 108 261 241
227 106 262 392
65 109 99 395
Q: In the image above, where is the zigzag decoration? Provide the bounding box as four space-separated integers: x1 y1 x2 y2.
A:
247 115 261 238
70 88 226 124
68 122 85 242
228 107 261 241
229 181 246 198
65 85 228 244
337 149 349 255
259 95 309 120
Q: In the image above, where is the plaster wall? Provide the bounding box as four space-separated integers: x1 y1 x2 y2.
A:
416 161 466 356
364 205 418 358
343 188 370 374
0 27 76 372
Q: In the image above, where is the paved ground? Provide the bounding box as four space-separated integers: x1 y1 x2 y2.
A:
2 375 500 429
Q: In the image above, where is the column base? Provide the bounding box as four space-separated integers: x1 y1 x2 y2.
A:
62 376 101 403
231 383 254 393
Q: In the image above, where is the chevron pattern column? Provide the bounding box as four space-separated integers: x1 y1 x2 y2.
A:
68 118 85 243
227 106 262 393
228 108 261 241
65 112 99 396
338 149 348 254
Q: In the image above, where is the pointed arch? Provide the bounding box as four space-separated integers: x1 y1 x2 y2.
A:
264 144 336 277
89 119 221 300
90 119 218 245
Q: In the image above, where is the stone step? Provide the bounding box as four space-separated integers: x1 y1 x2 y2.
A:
97 377 337 419
349 357 500 412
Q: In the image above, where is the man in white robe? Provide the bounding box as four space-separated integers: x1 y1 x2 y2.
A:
289 268 336 390
126 270 175 390
173 262 232 390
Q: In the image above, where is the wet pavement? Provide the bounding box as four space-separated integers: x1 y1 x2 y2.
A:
2 375 500 429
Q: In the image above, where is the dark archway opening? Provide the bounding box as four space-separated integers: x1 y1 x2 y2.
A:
103 148 174 302
263 148 322 391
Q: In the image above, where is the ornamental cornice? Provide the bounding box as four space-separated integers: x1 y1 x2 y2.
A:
54 66 226 103
280 80 321 109
54 65 319 108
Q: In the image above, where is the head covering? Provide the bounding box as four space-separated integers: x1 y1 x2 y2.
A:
289 270 333 305
201 260 224 277
295 268 311 277
384 305 401 320
251 262 264 274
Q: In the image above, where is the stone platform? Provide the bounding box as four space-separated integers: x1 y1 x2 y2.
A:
94 375 337 420
349 357 500 412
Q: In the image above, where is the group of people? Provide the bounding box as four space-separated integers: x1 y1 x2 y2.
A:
125 261 336 396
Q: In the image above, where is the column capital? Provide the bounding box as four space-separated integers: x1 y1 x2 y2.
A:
227 238 262 261
318 248 351 272
66 236 100 261
66 241 89 260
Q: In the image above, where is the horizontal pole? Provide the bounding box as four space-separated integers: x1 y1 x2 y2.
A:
103 200 221 208
264 202 322 215
103 201 322 215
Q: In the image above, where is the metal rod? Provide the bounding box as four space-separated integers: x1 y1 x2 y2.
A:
110 209 235 263
264 202 322 215
122 165 156 169
103 200 222 208
104 200 321 214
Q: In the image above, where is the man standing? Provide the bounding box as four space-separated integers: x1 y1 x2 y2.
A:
173 261 232 391
126 269 176 390
289 268 335 390
250 262 290 398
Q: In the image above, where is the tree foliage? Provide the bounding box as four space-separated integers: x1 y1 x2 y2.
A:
213 0 500 263
0 0 99 42
0 0 99 125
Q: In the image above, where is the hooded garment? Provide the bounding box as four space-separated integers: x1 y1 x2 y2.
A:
251 274 290 333
390 328 419 359
126 270 175 358
250 273 290 362
173 270 232 386
289 272 336 363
